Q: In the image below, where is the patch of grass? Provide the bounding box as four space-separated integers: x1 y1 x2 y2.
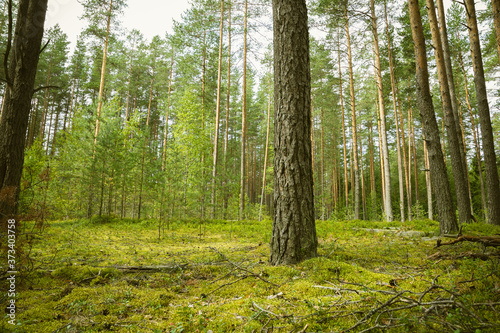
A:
8 218 500 332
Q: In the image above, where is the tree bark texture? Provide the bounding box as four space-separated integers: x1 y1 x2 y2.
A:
408 0 458 234
271 0 317 265
426 0 471 224
464 0 500 225
0 0 49 218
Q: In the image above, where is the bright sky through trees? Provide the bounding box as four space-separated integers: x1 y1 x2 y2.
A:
46 0 191 48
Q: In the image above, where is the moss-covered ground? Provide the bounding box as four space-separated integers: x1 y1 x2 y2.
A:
2 218 500 332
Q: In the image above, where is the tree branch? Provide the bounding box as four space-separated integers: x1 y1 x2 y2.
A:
33 85 61 94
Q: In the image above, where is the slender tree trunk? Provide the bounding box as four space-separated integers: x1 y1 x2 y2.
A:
346 14 360 220
125 35 135 122
146 62 155 129
259 74 272 221
371 0 393 221
385 2 405 221
407 0 458 233
223 1 232 218
368 120 376 218
39 59 52 141
94 0 113 145
240 0 248 220
464 0 500 225
270 0 317 265
426 0 472 224
51 104 61 155
398 90 411 220
212 0 224 219
162 48 174 171
492 0 500 64
320 108 326 220
423 134 433 219
338 32 349 211
458 47 487 219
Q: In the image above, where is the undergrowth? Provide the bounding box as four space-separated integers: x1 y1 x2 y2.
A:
2 218 499 332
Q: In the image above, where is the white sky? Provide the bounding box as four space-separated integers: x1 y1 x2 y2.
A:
45 0 191 49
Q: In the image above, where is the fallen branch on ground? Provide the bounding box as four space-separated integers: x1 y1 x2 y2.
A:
436 235 500 248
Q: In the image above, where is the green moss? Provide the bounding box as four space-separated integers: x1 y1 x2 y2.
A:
14 218 500 332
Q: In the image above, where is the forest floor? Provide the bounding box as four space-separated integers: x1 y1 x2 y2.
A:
3 217 500 332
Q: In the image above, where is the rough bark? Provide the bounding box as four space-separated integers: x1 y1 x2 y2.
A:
0 0 49 218
407 0 458 234
270 0 317 265
426 0 472 224
465 0 500 225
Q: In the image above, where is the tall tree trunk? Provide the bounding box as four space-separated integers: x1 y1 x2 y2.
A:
338 31 349 210
239 0 248 220
259 74 272 221
464 0 500 225
385 2 405 221
426 0 472 224
371 0 393 221
211 0 224 219
436 0 467 172
94 0 113 145
0 0 49 218
492 0 500 64
270 0 317 265
320 108 326 220
346 14 360 220
407 0 458 234
162 48 174 171
223 1 232 218
125 35 136 122
458 47 487 219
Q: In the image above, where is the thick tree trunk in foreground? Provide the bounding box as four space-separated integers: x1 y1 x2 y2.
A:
0 0 49 219
465 0 500 225
270 0 317 265
407 0 458 234
426 0 471 224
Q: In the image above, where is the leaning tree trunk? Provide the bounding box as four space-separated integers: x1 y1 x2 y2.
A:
407 0 458 234
464 0 500 225
270 0 317 265
0 0 49 220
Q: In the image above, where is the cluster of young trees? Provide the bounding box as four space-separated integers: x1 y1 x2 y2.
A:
1 0 500 232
